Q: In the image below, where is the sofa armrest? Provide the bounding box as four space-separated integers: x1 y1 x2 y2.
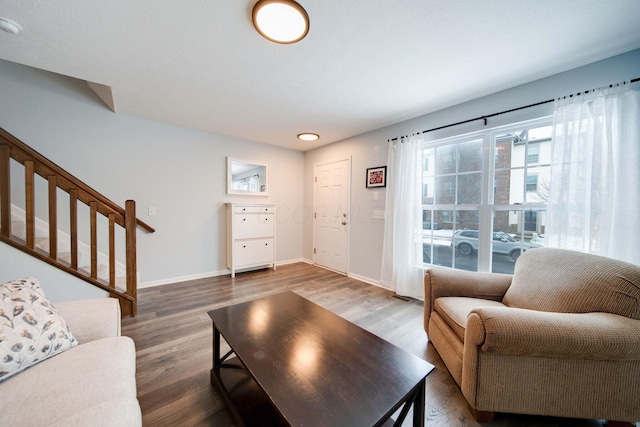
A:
55 298 121 343
424 267 512 332
466 307 640 360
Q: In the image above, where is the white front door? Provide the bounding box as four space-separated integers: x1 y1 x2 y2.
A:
314 159 350 273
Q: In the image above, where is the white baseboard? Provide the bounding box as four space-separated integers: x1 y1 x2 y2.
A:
138 270 227 288
348 272 391 290
300 260 388 291
138 259 387 291
276 258 309 267
139 258 312 289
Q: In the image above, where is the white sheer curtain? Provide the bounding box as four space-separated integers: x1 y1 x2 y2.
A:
546 82 640 265
380 136 425 298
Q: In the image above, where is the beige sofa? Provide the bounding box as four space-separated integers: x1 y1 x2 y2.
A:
424 248 640 424
0 298 141 426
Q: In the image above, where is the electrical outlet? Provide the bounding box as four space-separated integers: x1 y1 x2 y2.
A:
148 207 156 216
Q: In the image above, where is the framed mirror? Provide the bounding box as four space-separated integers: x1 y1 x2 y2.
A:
227 157 269 196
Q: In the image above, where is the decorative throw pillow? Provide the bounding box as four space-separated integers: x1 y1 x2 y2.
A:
0 277 78 382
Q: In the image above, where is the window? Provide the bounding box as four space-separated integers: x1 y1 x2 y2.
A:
527 144 539 164
423 155 430 171
422 118 551 274
422 183 429 199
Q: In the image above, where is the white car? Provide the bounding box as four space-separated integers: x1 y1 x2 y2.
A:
452 230 543 262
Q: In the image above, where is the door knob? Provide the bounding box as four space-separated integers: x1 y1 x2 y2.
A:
342 221 347 225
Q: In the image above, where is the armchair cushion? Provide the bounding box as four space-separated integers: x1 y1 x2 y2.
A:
425 266 512 332
503 248 640 319
434 297 506 341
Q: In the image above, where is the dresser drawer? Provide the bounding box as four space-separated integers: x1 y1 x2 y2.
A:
234 239 274 267
234 206 276 214
235 214 274 239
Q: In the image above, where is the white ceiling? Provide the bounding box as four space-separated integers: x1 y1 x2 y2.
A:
1 1 640 151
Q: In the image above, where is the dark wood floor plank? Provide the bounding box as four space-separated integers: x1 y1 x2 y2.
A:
122 263 616 427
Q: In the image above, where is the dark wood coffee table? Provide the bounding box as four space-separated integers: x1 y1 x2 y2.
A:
208 291 434 426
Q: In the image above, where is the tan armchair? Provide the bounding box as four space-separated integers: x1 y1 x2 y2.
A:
424 247 640 424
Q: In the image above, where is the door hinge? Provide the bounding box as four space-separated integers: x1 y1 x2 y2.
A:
314 248 316 254
315 176 317 183
314 212 316 219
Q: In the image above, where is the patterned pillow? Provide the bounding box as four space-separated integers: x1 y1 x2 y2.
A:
0 277 78 382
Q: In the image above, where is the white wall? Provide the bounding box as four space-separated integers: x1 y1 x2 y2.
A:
303 49 640 286
0 59 305 291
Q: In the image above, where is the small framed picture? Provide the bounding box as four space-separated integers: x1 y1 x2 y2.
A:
366 166 387 188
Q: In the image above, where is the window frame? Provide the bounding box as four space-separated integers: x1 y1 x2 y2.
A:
421 116 552 273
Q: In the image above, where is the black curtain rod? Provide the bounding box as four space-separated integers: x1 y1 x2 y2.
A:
389 77 640 142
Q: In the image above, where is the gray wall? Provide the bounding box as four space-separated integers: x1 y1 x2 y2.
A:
0 60 305 297
303 49 640 286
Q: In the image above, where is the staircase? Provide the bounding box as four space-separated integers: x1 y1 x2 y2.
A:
0 128 155 316
10 204 133 292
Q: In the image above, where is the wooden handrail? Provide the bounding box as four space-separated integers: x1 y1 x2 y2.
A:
0 128 155 233
0 128 154 317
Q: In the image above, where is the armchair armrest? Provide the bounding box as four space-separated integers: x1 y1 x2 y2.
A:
466 307 640 360
55 298 121 343
424 267 512 331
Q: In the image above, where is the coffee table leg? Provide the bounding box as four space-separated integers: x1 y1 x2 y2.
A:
211 325 221 385
412 379 426 427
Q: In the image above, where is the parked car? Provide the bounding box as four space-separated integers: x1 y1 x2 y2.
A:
510 230 544 243
451 229 543 262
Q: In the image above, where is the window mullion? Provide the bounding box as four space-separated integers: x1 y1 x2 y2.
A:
477 133 493 272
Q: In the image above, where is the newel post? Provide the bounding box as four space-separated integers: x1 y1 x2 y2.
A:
125 200 138 316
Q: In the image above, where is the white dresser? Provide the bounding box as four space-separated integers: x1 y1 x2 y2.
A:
226 203 276 278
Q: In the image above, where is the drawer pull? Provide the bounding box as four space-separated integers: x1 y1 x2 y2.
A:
243 218 246 222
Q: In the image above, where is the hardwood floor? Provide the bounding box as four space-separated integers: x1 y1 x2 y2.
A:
122 263 619 427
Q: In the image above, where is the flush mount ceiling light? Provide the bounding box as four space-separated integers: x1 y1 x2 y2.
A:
0 18 21 34
298 133 319 141
252 0 309 44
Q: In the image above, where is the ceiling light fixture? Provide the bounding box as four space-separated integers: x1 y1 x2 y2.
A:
298 133 319 141
0 18 21 34
252 0 309 44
